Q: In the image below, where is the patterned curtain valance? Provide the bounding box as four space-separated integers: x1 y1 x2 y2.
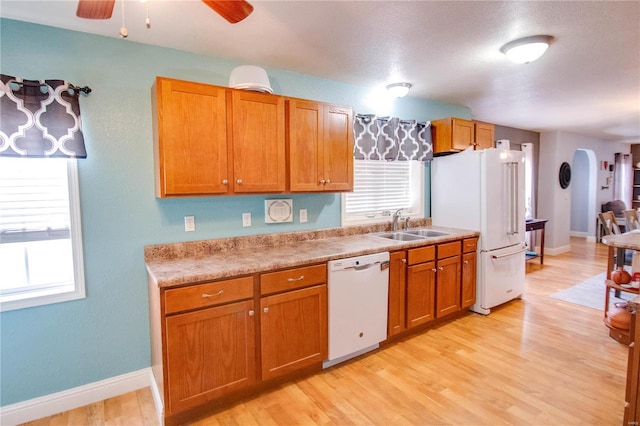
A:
0 74 89 159
353 114 433 162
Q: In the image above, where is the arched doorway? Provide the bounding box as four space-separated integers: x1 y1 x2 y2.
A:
570 149 598 242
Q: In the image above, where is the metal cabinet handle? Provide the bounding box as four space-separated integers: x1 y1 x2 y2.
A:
222 179 228 185
287 275 305 282
438 266 444 271
248 310 255 317
432 268 437 272
263 307 269 313
464 260 469 264
319 179 326 184
401 259 407 264
326 179 331 184
202 290 224 298
236 179 243 184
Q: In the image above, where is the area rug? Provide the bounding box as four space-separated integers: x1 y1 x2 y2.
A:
550 272 636 310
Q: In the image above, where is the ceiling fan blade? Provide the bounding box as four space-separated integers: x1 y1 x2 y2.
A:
201 0 254 24
76 0 116 19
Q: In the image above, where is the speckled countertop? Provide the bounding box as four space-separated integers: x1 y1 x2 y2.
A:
144 220 479 288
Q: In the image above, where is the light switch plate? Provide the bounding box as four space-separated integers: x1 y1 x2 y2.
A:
265 199 293 224
299 209 308 223
242 212 251 227
184 216 195 232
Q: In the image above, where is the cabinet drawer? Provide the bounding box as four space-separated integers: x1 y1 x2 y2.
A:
408 245 435 265
438 241 461 259
260 264 326 295
463 238 478 253
164 276 254 314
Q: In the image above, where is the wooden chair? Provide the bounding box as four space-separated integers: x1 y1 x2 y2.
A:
625 209 640 231
599 211 623 237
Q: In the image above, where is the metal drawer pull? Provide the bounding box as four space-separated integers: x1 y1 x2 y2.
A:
201 290 224 298
287 275 305 282
464 260 469 264
248 310 255 316
264 307 269 313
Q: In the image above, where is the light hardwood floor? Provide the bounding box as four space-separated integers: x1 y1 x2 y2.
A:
22 237 628 425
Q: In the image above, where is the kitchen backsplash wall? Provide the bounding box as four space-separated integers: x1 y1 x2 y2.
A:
0 18 468 407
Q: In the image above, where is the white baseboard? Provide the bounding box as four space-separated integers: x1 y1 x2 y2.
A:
149 370 164 425
0 368 151 426
545 244 571 256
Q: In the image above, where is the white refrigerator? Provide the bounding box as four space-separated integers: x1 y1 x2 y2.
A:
431 148 526 315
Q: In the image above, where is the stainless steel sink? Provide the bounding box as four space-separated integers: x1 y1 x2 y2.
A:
374 232 427 241
404 229 450 237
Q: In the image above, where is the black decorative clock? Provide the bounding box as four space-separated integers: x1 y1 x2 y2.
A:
559 162 571 189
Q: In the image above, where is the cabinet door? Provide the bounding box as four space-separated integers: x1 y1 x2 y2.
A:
165 300 255 414
461 252 477 308
406 261 436 328
230 91 286 193
451 119 475 150
474 122 495 150
322 105 354 191
388 251 407 336
287 100 353 192
436 255 462 318
261 284 327 381
288 99 323 192
154 78 228 197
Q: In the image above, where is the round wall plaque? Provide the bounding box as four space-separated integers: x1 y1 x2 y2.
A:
559 162 571 189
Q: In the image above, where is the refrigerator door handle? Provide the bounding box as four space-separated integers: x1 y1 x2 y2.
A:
491 247 528 259
507 161 520 236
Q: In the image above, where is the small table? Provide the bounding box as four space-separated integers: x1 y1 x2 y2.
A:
525 218 548 264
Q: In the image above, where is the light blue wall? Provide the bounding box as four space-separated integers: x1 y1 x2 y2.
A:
0 18 469 406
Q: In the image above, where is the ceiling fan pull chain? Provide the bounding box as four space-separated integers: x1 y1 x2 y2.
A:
119 0 128 38
145 0 151 29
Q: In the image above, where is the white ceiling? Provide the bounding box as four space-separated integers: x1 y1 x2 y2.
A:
2 0 639 143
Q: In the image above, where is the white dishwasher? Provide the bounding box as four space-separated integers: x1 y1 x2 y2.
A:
323 251 390 369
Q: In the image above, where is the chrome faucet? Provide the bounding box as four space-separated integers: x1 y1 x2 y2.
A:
392 209 404 232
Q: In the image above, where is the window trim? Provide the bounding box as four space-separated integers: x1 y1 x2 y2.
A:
341 160 425 226
0 159 85 312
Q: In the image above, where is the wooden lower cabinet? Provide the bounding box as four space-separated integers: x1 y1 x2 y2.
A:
165 299 256 414
461 251 477 308
260 284 328 381
435 255 461 318
388 238 476 335
407 260 436 327
387 251 407 336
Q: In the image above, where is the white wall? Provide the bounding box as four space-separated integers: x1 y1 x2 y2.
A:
538 131 631 253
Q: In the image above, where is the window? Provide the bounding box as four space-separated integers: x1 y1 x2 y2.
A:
342 159 424 225
0 157 85 311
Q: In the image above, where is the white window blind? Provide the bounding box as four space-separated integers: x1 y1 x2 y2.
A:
342 160 424 225
0 158 71 243
0 157 85 311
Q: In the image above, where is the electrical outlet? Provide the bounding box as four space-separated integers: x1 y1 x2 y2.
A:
242 212 251 227
184 215 195 232
299 209 308 223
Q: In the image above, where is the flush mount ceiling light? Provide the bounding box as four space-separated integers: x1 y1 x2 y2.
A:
500 35 554 64
386 82 412 98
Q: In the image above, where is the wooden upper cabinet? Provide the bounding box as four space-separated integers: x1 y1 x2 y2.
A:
230 90 286 193
431 117 474 154
473 121 495 150
287 99 353 192
431 117 495 154
153 77 229 197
